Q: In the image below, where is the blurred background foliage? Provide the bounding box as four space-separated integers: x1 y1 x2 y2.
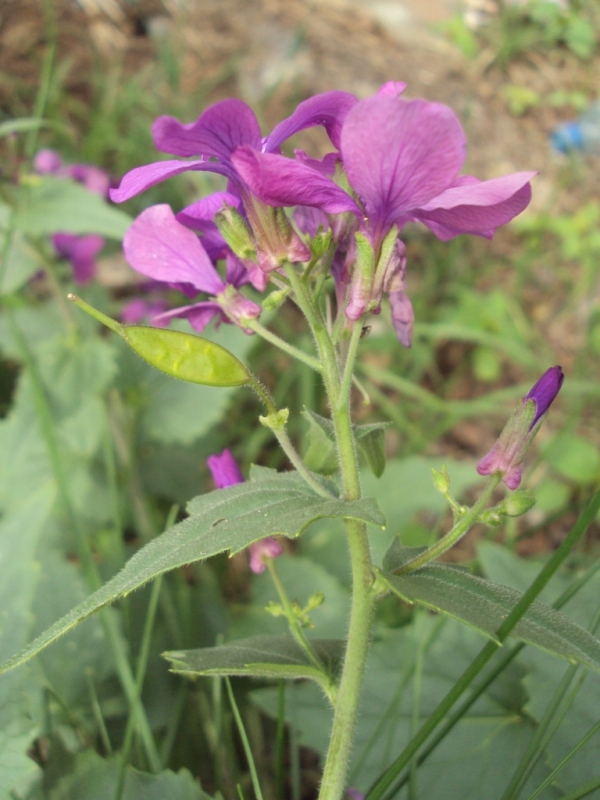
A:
0 0 600 798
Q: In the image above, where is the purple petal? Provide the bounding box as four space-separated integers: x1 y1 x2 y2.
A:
249 537 283 573
388 290 415 347
110 158 238 204
53 233 104 284
527 366 564 427
225 252 250 287
152 301 223 333
110 159 207 203
377 81 407 97
123 205 224 295
232 147 361 216
340 97 466 232
266 91 357 152
34 149 63 174
177 191 241 231
152 99 262 158
207 448 245 488
121 298 168 325
415 172 535 237
294 149 339 176
66 164 110 197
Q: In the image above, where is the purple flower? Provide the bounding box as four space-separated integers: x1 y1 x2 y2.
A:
109 92 367 272
123 205 261 334
231 92 535 344
34 150 110 283
477 366 564 489
207 449 283 573
52 233 104 285
121 298 169 326
34 149 110 197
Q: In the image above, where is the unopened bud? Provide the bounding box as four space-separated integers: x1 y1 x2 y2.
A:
477 367 564 490
432 466 451 496
214 205 256 260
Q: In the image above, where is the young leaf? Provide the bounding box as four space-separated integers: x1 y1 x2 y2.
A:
164 635 344 687
379 565 600 672
0 473 384 674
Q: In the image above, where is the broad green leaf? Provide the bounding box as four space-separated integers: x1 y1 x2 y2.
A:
379 564 600 672
0 473 384 673
50 751 210 800
543 432 600 484
165 635 344 686
0 205 45 293
0 488 56 798
382 537 427 571
253 615 557 798
15 176 132 239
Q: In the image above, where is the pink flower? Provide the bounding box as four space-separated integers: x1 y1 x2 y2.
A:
207 450 283 574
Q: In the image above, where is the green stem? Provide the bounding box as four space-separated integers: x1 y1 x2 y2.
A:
396 475 501 573
225 678 265 800
367 489 600 800
245 317 322 374
247 371 334 499
283 266 374 800
266 559 335 699
338 322 364 413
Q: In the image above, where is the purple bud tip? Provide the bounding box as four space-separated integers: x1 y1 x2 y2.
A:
526 366 564 428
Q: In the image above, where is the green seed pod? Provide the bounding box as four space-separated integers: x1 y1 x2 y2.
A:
123 326 250 387
68 294 250 387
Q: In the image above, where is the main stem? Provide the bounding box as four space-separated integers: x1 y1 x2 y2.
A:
284 265 374 800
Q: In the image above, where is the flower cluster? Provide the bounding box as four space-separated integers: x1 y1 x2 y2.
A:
111 82 534 345
34 149 110 284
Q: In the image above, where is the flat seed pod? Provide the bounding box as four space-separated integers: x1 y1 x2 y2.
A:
123 326 250 387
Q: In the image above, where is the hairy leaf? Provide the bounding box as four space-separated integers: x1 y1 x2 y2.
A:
0 473 384 673
380 565 600 672
165 635 344 687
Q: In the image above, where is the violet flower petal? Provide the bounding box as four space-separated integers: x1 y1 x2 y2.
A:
388 289 415 347
232 147 361 215
177 191 241 231
123 205 225 295
152 99 262 158
34 149 63 173
225 252 250 287
340 97 466 231
152 301 223 333
377 81 407 97
527 366 564 427
53 233 104 284
266 90 358 152
207 448 245 488
415 172 535 237
249 538 284 574
110 159 236 203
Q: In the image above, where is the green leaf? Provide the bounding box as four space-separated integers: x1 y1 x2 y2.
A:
253 615 557 797
0 488 57 797
302 411 338 474
0 204 45 294
15 177 132 240
165 635 344 686
379 565 600 672
50 751 211 800
0 472 384 673
301 409 390 477
544 432 600 484
0 117 54 137
382 537 427 572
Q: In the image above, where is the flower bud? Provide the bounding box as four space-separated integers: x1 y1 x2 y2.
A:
217 284 261 333
477 366 564 489
241 194 310 273
214 205 256 260
345 232 375 321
